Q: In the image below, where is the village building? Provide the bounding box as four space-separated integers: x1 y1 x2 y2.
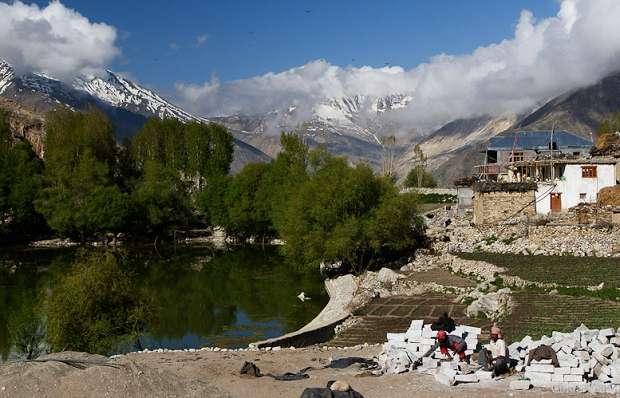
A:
471 130 619 218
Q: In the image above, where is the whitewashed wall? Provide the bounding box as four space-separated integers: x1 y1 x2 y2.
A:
535 164 616 214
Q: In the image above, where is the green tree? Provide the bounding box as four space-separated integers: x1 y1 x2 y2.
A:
0 142 47 241
36 108 127 240
404 165 437 188
278 153 392 269
368 192 425 256
130 160 191 238
45 251 152 354
195 172 231 228
223 162 273 241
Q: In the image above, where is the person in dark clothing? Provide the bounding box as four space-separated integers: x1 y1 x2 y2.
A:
422 330 468 361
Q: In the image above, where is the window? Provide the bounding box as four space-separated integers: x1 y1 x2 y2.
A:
573 152 581 156
509 151 524 162
581 166 597 178
579 193 587 202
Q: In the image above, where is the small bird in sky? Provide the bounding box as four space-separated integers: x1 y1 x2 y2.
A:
305 9 311 14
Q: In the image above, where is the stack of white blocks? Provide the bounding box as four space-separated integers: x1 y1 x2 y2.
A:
379 319 486 384
516 324 620 394
379 321 620 393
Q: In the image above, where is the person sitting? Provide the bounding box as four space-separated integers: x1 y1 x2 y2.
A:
481 324 510 377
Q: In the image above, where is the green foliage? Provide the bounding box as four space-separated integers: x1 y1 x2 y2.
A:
223 162 273 240
132 119 233 183
195 172 231 227
368 193 425 255
404 165 437 188
45 251 152 354
597 112 620 136
130 161 191 236
278 151 424 271
7 293 45 359
0 142 47 241
36 108 127 240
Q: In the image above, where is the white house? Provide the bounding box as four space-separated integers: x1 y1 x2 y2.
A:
507 159 617 214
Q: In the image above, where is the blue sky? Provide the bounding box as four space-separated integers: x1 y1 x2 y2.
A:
29 0 558 93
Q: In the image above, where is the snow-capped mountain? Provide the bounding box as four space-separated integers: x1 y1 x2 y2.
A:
0 61 14 95
74 71 203 123
0 60 270 171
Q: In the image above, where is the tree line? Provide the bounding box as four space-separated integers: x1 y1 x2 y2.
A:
1 106 427 270
0 107 233 244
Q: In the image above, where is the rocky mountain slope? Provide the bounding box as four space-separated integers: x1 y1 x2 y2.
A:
395 115 518 185
212 94 413 170
515 71 620 138
0 61 270 172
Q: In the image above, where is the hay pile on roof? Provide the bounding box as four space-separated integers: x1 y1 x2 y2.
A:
473 181 537 193
598 185 620 206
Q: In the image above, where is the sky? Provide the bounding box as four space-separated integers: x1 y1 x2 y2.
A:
3 1 620 133
20 0 558 89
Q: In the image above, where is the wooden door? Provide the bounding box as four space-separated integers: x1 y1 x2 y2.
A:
550 193 562 212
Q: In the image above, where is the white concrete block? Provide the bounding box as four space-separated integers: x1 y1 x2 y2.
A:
599 345 614 358
422 329 437 338
574 350 590 362
530 359 552 365
563 374 583 382
526 364 555 373
406 335 423 343
408 319 424 331
551 373 564 382
553 367 571 375
422 357 439 369
519 335 532 349
597 334 609 345
594 352 611 366
387 333 406 342
454 373 479 383
570 367 586 375
560 358 579 367
434 370 455 386
610 337 620 346
599 328 615 337
524 371 553 381
509 380 531 390
475 370 493 380
420 338 436 345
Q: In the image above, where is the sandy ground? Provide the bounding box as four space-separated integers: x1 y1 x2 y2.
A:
0 346 597 398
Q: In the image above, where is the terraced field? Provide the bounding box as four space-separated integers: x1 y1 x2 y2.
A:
502 292 620 341
458 253 620 288
328 294 491 347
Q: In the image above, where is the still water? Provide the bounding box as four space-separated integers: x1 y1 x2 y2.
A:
0 246 328 360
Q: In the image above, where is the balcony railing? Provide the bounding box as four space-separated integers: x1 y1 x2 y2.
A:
474 164 506 175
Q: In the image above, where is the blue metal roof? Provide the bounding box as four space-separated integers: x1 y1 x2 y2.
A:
487 130 592 151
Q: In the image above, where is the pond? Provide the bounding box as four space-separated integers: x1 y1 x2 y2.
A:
0 246 328 361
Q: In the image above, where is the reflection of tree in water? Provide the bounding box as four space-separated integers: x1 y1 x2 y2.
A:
0 246 328 357
134 247 328 341
0 249 74 360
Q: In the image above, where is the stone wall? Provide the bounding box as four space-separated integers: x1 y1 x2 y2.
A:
473 190 535 225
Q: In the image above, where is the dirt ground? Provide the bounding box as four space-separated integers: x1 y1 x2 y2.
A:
0 347 596 398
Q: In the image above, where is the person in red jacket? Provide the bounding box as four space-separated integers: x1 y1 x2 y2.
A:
422 330 468 362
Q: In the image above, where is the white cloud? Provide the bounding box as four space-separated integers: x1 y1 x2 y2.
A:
196 34 208 47
176 0 620 133
0 1 119 79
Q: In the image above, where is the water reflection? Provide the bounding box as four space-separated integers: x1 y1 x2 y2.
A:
0 246 327 360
